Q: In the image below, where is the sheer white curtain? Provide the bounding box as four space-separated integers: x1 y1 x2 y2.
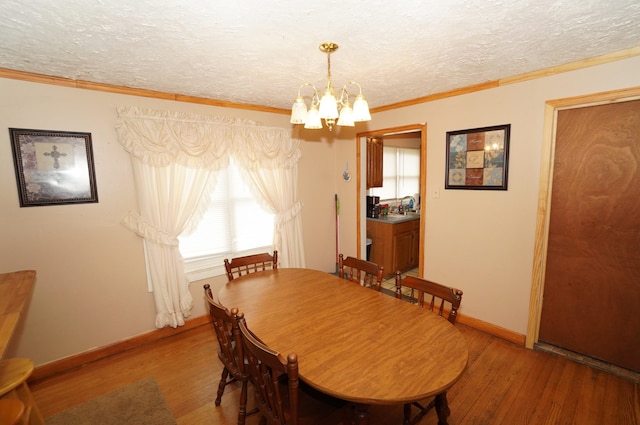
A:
122 164 219 328
234 134 305 268
115 106 304 328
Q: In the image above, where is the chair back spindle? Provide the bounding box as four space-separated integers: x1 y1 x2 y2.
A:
395 273 463 324
224 251 278 281
203 284 253 424
237 312 296 425
338 254 384 291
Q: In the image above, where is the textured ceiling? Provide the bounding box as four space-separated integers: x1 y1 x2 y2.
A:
1 0 639 111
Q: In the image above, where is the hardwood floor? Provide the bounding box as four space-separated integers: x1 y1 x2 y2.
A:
31 320 639 425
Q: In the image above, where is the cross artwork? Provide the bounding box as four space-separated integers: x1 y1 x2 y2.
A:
9 128 98 206
43 145 67 169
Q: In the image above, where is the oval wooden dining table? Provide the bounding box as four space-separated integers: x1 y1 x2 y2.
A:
217 268 468 425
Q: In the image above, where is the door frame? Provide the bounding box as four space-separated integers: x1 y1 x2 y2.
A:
526 86 640 348
355 123 427 277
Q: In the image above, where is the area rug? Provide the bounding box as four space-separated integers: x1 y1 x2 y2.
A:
46 376 177 425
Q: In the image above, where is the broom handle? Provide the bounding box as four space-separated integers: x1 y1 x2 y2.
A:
335 194 340 273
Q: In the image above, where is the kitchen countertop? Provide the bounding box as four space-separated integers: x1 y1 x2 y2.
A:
367 212 420 224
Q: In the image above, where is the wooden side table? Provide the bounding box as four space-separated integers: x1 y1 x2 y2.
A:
0 358 44 425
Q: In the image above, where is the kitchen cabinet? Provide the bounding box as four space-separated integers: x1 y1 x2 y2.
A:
366 137 383 189
366 217 420 278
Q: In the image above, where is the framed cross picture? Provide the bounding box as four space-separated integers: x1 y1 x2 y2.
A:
9 128 99 207
445 124 510 190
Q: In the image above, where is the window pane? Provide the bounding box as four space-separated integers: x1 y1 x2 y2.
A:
369 146 420 202
370 148 398 200
179 159 274 260
398 148 420 198
231 198 273 252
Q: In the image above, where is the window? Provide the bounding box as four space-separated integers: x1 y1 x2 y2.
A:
370 146 420 202
179 158 274 281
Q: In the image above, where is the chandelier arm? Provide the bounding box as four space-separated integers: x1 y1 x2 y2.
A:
337 86 350 107
311 91 320 107
297 82 317 97
346 81 364 94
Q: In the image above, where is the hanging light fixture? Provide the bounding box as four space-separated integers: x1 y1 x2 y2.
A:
290 42 371 131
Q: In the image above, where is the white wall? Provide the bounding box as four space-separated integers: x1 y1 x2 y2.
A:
348 56 640 335
0 78 337 365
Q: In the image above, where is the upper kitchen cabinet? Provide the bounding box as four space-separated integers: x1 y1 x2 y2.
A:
366 137 383 189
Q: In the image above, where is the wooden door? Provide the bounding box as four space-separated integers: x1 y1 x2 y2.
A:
539 99 640 372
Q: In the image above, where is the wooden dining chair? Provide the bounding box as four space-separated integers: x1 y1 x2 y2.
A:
224 251 278 281
203 284 256 425
395 272 464 424
235 311 348 425
0 358 45 425
394 272 463 324
338 254 384 291
0 399 25 425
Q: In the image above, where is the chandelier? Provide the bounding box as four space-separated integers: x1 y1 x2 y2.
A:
290 42 371 131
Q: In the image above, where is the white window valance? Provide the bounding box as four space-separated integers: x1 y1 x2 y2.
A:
116 106 301 169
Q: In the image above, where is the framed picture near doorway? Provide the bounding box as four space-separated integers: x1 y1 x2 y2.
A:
9 128 99 207
445 124 510 190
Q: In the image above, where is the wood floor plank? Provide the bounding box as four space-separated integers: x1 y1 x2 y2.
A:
468 339 537 424
535 358 582 425
633 383 640 425
448 338 516 423
572 368 607 425
30 321 640 425
556 362 588 425
494 347 563 424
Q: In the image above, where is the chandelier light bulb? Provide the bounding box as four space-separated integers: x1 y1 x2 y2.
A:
290 96 308 124
337 102 354 127
352 94 371 122
304 103 323 129
319 88 339 119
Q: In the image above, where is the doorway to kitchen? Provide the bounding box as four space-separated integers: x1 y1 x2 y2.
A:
356 123 426 278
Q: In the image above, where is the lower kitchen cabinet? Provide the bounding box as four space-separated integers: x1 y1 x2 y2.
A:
366 218 420 279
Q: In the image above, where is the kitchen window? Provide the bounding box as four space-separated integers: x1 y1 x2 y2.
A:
179 158 274 281
370 146 420 202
